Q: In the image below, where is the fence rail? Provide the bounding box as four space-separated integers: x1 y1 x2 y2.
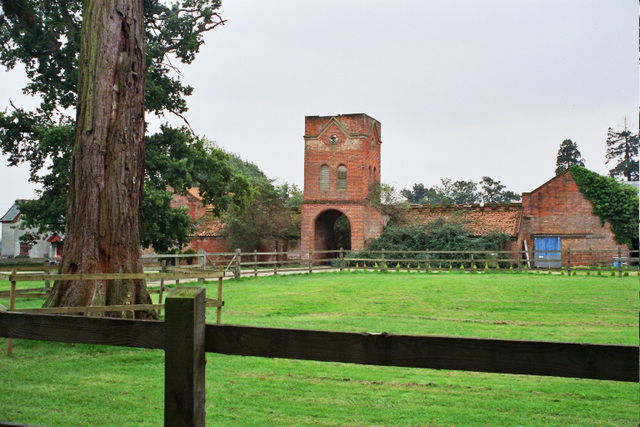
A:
1 287 637 425
147 248 638 279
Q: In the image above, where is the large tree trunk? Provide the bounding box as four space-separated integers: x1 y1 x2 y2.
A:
44 0 155 319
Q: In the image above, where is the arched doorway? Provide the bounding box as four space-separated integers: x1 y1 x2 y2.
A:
314 209 351 257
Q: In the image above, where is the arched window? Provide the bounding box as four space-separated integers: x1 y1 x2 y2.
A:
320 165 330 191
337 165 347 190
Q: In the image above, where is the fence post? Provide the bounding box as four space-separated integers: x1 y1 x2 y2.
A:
254 250 258 277
425 252 430 272
7 269 16 355
339 248 344 271
43 254 50 290
618 247 622 277
164 287 206 426
217 266 224 324
158 260 167 316
198 249 205 284
234 248 241 279
308 250 313 273
198 249 205 269
567 249 571 276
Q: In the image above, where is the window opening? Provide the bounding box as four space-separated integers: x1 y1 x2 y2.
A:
320 165 330 191
337 165 347 190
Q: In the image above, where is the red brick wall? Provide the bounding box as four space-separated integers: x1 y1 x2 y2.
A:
301 114 385 254
303 114 381 202
521 170 627 264
170 192 207 220
185 237 228 253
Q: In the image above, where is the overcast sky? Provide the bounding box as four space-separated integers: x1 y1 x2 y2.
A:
1 0 638 217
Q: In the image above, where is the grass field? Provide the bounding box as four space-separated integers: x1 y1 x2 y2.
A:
0 271 638 426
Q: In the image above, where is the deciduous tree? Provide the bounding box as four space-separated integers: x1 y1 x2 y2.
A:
478 176 520 204
402 177 519 206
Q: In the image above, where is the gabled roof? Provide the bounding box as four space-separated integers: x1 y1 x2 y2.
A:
47 233 65 243
0 200 28 223
408 203 523 237
522 168 572 196
191 212 225 237
304 113 381 142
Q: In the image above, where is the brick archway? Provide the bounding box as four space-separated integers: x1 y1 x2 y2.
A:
313 209 351 255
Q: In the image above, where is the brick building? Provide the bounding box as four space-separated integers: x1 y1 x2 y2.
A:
300 114 387 256
407 169 630 267
170 189 227 254
171 114 629 268
520 169 629 266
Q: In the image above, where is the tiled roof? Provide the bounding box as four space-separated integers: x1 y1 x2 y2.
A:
187 187 203 200
408 203 523 237
191 212 226 237
0 200 27 223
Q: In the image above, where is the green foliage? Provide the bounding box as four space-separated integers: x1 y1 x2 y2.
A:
225 151 270 184
222 179 300 252
478 176 521 204
183 248 197 265
15 125 250 253
402 177 520 206
0 1 244 253
354 220 510 268
146 128 250 217
367 182 411 226
569 166 639 249
141 187 192 253
555 139 585 175
605 124 639 181
276 182 303 209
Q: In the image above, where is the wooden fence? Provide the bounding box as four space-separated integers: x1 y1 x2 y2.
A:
0 266 225 356
5 247 637 281
155 248 639 279
0 286 637 426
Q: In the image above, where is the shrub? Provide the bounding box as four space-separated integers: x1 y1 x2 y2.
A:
350 220 510 268
570 166 639 250
183 248 197 265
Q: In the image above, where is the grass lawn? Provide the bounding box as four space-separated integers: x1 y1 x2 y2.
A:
0 271 638 426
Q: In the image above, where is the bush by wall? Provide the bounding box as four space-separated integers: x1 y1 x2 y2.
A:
570 166 639 250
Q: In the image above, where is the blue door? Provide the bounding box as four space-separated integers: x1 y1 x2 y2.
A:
534 237 561 268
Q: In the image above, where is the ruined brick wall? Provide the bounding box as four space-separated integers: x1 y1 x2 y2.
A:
170 190 208 220
185 236 228 253
301 114 385 253
521 170 627 264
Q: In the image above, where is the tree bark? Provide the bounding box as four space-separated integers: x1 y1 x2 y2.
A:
44 0 155 319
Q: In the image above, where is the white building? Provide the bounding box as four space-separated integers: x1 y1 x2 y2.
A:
0 200 61 259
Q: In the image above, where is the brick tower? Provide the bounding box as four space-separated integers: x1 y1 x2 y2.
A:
300 113 387 256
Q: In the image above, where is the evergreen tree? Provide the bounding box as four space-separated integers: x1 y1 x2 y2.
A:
0 1 244 254
605 123 639 181
555 139 585 175
0 0 236 315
